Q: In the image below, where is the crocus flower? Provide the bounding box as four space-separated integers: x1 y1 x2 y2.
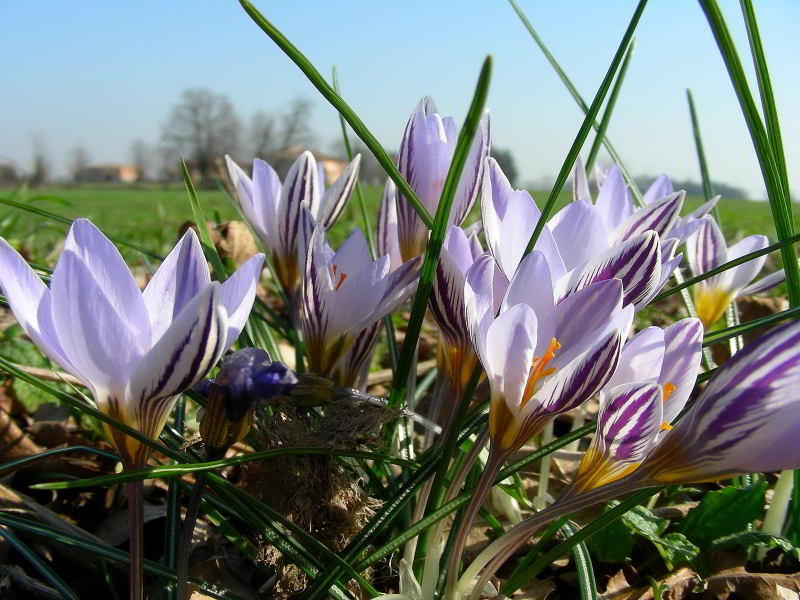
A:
0 219 264 467
302 217 421 380
639 170 720 241
570 318 703 493
483 159 670 312
429 225 483 393
686 216 784 328
225 150 360 302
464 250 630 456
395 97 490 261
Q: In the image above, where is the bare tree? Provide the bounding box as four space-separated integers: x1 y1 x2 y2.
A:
29 136 50 187
279 97 314 150
160 88 241 181
68 145 90 184
129 139 151 182
249 110 277 160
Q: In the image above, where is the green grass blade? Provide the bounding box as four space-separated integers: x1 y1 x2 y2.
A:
507 0 644 203
585 38 636 173
686 89 716 204
0 526 80 600
0 446 119 474
163 396 185 600
352 423 596 571
698 0 800 308
524 0 648 255
703 306 800 347
562 520 598 600
31 447 419 490
332 65 399 376
0 513 245 600
501 489 660 595
653 231 800 301
239 0 433 229
386 56 492 412
180 157 227 280
739 0 790 202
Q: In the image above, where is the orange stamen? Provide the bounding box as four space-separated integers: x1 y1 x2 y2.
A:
521 338 561 409
660 421 672 431
663 382 676 402
331 264 347 290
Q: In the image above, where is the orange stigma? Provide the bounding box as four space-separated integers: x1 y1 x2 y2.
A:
331 264 347 290
663 382 676 402
521 338 561 408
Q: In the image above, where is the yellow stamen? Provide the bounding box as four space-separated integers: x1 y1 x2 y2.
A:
694 287 733 329
660 421 672 431
663 382 676 402
520 338 561 409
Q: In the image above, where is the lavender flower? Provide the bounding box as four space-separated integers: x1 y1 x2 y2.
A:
0 219 263 466
484 158 672 311
395 97 490 261
687 216 784 328
302 218 421 381
226 151 360 301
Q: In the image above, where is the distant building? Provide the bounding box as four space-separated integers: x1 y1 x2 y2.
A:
77 164 139 183
0 162 19 186
273 145 348 185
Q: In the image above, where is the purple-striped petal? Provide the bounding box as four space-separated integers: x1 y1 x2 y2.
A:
572 156 592 203
396 97 454 260
725 234 769 293
642 174 673 205
431 227 476 348
605 326 664 390
548 201 610 271
63 219 150 347
644 320 800 482
638 251 683 308
143 228 211 341
613 191 685 243
551 278 623 355
596 382 663 463
594 165 632 231
278 151 320 259
336 320 382 389
688 195 720 220
317 154 360 228
537 327 623 416
219 253 265 351
555 231 661 309
0 238 79 381
378 179 403 271
740 269 787 297
451 111 491 228
659 318 703 424
686 217 727 278
126 284 227 440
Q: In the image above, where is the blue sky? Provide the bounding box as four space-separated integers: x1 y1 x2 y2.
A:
2 0 798 198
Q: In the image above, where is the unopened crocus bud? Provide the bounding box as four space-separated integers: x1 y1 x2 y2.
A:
198 348 297 455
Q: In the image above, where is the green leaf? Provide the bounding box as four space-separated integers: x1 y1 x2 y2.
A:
239 0 433 230
1 337 64 412
621 503 669 539
561 520 598 600
711 530 800 562
654 533 700 570
588 512 635 563
679 482 767 548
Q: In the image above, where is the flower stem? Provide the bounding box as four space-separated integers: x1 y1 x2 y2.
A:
177 473 208 600
126 480 144 600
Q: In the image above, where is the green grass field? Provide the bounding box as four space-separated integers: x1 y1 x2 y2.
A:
2 183 797 268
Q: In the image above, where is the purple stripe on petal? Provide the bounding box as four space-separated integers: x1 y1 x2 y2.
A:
599 382 662 462
614 191 685 244
318 155 360 228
